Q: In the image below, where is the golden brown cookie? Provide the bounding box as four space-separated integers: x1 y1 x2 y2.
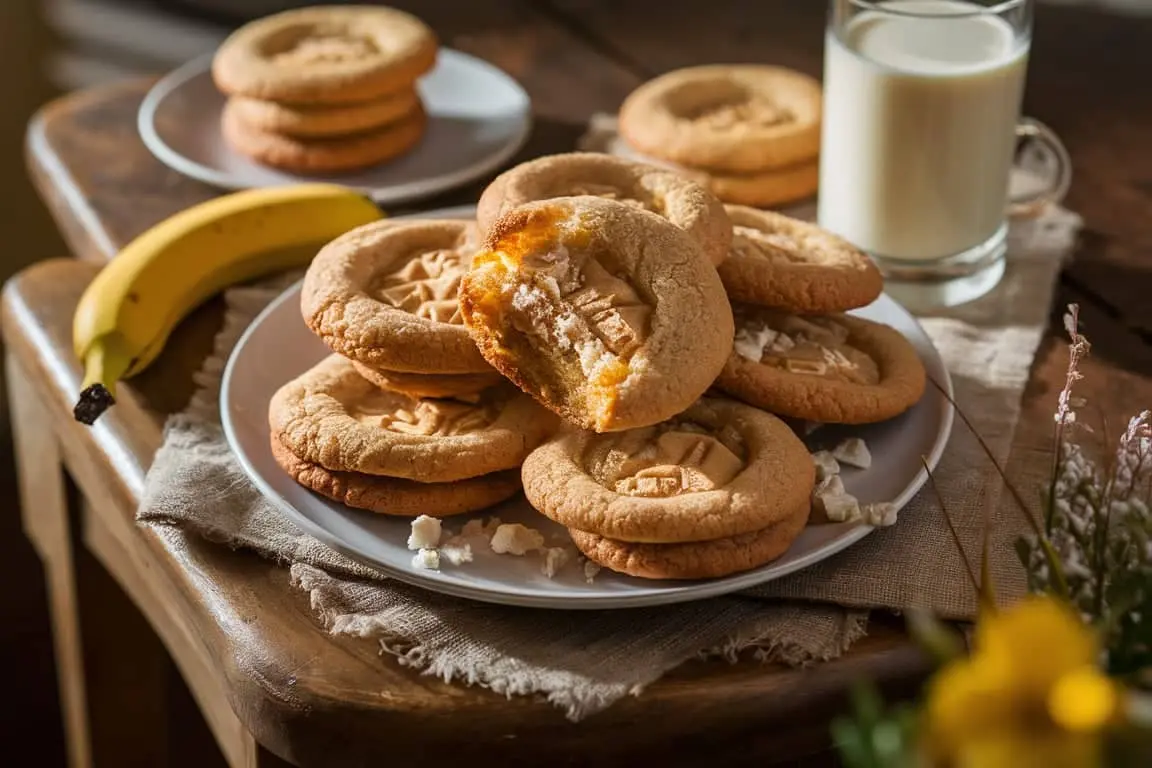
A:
716 306 927 424
227 89 421 138
302 219 491 374
522 398 814 543
270 434 520 517
688 159 819 208
618 65 822 174
718 206 883 313
269 355 556 482
610 139 819 208
222 100 426 173
351 361 504 400
476 153 732 266
460 197 734 432
212 6 437 104
568 510 809 580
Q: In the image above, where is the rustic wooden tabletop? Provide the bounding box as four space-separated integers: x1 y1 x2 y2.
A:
11 1 1152 766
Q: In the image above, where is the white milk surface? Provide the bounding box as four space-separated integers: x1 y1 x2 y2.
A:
817 0 1028 261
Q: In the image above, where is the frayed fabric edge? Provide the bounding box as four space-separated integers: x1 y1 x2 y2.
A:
702 611 870 667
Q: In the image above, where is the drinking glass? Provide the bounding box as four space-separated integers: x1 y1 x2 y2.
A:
817 0 1071 286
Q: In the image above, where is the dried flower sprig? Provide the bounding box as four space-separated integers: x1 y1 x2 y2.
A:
834 304 1152 767
1017 306 1152 674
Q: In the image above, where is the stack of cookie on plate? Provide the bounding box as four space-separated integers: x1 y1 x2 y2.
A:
268 151 927 582
463 152 925 578
212 5 437 173
267 218 556 519
615 65 822 208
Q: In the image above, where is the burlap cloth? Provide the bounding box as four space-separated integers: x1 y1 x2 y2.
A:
138 119 1082 721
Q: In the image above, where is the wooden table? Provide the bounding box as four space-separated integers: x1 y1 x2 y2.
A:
10 1 1152 766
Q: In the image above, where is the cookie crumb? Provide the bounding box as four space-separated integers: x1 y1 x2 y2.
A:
813 474 846 501
460 519 487 539
832 437 872 469
733 323 777 362
822 494 862 523
862 502 898 527
411 548 440 570
440 539 474 566
811 450 840 480
490 523 545 556
407 515 442 551
583 560 602 584
541 547 572 578
802 421 824 436
481 516 504 536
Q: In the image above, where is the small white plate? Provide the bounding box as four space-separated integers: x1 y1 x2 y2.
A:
138 50 532 205
221 208 954 610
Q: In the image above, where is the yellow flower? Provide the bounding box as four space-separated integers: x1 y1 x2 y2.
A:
925 596 1120 768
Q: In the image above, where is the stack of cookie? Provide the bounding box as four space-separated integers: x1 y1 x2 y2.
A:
266 151 928 582
615 65 822 208
461 152 926 579
212 5 437 173
267 218 556 519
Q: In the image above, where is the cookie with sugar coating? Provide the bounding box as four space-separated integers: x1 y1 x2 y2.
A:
270 434 520 517
269 355 556 482
227 88 421 138
568 510 809 580
460 196 734 432
476 152 732 266
302 218 490 375
716 306 927 424
522 397 814 543
212 5 437 104
618 65 822 174
221 100 426 173
718 206 882 313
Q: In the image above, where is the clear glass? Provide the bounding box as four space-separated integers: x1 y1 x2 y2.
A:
817 0 1070 290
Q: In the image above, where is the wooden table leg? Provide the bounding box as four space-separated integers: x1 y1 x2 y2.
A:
8 350 92 768
7 351 174 767
8 352 92 764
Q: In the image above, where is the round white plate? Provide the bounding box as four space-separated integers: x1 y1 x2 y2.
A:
221 208 954 609
138 50 532 205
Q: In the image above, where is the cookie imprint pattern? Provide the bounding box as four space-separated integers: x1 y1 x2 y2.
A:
586 421 748 498
735 310 879 385
373 246 469 324
352 392 496 436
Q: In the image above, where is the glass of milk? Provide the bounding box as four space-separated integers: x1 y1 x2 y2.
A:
818 0 1071 290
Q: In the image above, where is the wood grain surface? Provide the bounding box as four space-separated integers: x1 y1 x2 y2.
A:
12 0 1152 765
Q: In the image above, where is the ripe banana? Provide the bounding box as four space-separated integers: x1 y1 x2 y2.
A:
72 183 382 425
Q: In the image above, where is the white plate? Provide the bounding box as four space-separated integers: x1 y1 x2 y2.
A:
138 50 532 205
221 208 954 610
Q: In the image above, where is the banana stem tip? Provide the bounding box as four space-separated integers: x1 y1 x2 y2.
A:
74 384 115 425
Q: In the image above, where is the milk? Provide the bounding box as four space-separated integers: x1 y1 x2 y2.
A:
817 0 1028 262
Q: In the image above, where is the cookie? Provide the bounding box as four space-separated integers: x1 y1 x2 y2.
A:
716 306 927 424
351 362 504 400
460 197 734 432
718 206 882 313
568 510 809 580
690 160 819 208
212 6 437 104
476 153 732 266
618 65 822 174
270 434 520 517
610 133 818 208
227 89 421 138
269 355 556 482
222 100 426 173
522 398 814 543
302 219 491 374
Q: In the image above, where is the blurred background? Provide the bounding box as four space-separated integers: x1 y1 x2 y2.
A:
1 0 1149 759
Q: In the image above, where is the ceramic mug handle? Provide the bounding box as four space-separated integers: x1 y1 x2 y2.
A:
1008 117 1073 219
